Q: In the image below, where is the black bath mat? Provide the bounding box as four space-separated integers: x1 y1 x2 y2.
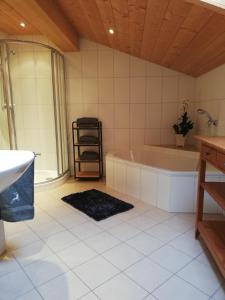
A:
61 189 134 221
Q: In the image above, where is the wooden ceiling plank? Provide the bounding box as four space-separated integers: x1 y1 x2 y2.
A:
95 0 120 49
5 0 79 51
0 0 39 34
127 0 148 56
57 0 93 40
188 32 225 75
75 0 109 45
162 5 214 66
172 13 225 72
193 49 225 76
151 0 192 64
110 0 130 53
141 0 170 60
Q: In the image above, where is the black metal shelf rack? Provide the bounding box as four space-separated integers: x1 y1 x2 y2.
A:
72 120 103 179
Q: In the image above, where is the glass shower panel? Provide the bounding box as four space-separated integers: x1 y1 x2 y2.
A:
8 42 58 183
52 51 68 175
0 48 10 149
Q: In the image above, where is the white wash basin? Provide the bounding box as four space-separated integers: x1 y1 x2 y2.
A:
0 150 34 193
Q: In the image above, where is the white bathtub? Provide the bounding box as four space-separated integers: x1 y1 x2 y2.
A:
106 145 225 213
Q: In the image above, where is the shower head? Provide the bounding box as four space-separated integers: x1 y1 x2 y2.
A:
197 108 218 127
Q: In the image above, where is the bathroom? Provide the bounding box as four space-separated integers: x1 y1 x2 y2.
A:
0 0 225 299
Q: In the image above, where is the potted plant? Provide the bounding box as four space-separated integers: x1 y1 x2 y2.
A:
173 100 194 147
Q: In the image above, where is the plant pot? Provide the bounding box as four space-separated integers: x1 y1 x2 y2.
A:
175 134 186 147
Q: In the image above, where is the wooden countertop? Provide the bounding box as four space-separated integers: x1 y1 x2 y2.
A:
195 136 225 153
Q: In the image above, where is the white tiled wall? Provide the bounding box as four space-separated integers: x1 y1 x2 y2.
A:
195 64 225 136
65 38 196 170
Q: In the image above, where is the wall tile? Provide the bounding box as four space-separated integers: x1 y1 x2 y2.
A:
65 52 82 78
130 56 146 77
82 51 98 77
115 104 130 128
146 62 163 77
146 103 162 129
82 78 98 103
114 50 130 77
99 104 114 129
144 129 161 145
146 77 162 103
99 78 114 103
98 51 114 77
130 104 146 129
162 77 179 102
161 102 178 129
67 78 82 104
130 78 146 103
114 78 130 103
114 129 130 151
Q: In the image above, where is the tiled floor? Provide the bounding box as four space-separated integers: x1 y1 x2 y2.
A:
1 179 225 300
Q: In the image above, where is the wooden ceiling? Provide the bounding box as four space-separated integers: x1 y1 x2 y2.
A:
2 0 225 76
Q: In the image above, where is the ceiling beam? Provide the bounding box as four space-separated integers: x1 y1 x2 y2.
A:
5 0 79 51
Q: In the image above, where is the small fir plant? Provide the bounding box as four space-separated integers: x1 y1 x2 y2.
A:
173 100 194 136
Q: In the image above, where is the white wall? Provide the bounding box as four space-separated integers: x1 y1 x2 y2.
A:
65 38 196 169
195 64 225 136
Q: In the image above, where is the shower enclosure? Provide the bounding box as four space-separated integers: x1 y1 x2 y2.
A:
0 40 69 184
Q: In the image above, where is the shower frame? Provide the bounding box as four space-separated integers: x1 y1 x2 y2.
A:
0 39 69 184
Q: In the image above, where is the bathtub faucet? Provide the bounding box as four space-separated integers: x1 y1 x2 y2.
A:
197 109 218 127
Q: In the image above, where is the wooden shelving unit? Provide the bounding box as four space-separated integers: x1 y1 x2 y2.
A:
195 136 225 278
72 119 103 180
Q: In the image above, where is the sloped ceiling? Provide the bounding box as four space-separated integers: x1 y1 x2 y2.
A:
2 0 225 77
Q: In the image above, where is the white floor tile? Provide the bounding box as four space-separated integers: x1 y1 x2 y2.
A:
32 220 65 239
57 212 87 229
126 232 164 255
0 253 20 277
23 254 68 287
94 273 148 300
177 260 222 296
4 222 28 236
127 215 158 230
69 221 102 240
12 240 53 267
6 228 40 250
108 222 141 241
16 289 43 300
169 230 204 257
85 231 121 253
125 258 172 292
149 245 193 273
144 209 174 222
212 284 225 300
153 276 208 300
74 256 119 289
57 242 97 268
44 230 79 252
38 270 90 300
80 292 99 300
146 224 181 243
96 216 123 229
161 216 194 233
0 270 33 300
143 295 157 300
103 243 143 270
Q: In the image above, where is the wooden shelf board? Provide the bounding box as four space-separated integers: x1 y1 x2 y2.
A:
76 171 100 178
75 159 100 163
201 182 225 211
198 221 225 277
74 144 99 146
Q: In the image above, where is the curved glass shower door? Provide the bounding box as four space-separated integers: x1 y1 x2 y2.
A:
0 40 69 184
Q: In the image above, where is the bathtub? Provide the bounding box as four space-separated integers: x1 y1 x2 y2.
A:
106 145 225 213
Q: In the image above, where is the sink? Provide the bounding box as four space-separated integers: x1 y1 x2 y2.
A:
0 150 34 193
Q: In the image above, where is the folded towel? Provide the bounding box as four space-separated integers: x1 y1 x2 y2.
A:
79 151 99 160
77 117 98 127
79 135 99 144
0 160 35 222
